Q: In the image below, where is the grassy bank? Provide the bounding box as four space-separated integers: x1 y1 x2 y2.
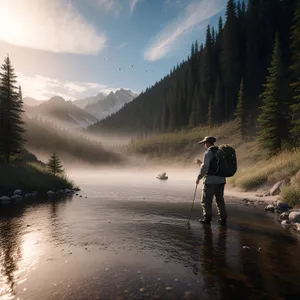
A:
126 122 300 207
230 149 300 207
127 121 265 165
0 162 75 194
230 149 300 189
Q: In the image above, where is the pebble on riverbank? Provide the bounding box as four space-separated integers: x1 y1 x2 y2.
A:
264 201 300 235
0 188 78 204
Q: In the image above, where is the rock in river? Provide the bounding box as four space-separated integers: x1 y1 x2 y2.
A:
0 196 11 204
47 191 55 197
289 212 300 223
279 212 289 220
281 220 291 228
11 195 22 201
265 204 275 212
13 189 22 195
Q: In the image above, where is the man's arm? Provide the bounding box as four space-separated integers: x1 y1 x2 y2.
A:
197 151 211 181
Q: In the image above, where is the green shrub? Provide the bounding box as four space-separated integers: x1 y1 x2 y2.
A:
281 184 300 207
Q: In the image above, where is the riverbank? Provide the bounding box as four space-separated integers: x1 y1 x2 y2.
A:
0 162 77 203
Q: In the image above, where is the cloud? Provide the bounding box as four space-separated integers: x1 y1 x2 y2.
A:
0 0 107 55
116 42 128 50
94 0 122 17
129 0 141 13
17 73 116 101
144 0 226 61
93 0 141 15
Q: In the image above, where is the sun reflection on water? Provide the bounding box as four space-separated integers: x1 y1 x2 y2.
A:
0 229 43 300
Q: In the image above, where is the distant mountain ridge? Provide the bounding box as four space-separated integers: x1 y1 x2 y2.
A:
25 96 98 128
22 88 138 125
84 89 138 120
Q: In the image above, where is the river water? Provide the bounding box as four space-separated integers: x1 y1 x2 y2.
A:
1 168 300 300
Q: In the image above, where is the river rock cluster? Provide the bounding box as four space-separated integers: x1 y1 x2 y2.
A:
265 201 300 234
0 188 80 204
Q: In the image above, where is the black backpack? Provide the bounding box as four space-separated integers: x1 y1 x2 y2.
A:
208 145 237 177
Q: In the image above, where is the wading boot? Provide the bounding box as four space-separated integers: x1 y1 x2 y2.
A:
199 218 211 224
217 218 227 226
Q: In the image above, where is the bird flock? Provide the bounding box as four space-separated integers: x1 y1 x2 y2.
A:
103 57 155 73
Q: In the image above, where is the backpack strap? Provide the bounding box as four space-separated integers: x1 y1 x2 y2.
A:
207 146 219 175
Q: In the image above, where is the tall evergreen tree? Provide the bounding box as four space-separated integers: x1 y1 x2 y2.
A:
194 40 199 53
244 0 262 113
202 25 214 123
258 35 288 152
221 0 240 120
47 152 64 176
213 77 223 124
207 96 213 128
290 0 300 144
235 79 246 139
0 56 25 164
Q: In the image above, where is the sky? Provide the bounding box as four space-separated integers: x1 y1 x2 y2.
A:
0 0 227 101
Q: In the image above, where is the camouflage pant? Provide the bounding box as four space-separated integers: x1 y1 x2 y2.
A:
201 184 227 220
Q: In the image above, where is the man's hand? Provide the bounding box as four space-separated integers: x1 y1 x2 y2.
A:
196 179 200 185
195 159 202 165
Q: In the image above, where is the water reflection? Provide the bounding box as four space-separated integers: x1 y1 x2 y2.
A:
0 218 22 299
0 196 73 299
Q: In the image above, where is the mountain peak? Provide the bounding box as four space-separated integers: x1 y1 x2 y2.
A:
85 88 138 120
49 96 66 104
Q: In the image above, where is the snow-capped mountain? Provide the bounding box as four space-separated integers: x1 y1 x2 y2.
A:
26 96 98 128
85 89 138 120
73 92 107 109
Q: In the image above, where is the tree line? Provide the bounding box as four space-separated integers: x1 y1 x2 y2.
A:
92 0 300 153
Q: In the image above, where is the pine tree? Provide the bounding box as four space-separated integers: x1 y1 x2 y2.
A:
0 56 26 164
214 77 223 124
244 0 262 113
190 86 200 127
221 0 240 119
207 96 213 128
47 152 64 176
194 40 199 53
202 25 214 123
290 0 300 144
235 79 246 139
258 34 288 153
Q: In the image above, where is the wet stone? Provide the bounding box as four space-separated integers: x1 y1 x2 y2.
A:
265 204 275 212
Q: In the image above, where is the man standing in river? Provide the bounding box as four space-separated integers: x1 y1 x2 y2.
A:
196 136 227 225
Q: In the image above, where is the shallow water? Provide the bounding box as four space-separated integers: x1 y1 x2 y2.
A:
1 169 300 300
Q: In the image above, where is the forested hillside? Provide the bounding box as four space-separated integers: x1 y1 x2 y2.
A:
90 0 299 150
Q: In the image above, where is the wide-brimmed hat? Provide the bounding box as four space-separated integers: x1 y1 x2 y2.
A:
198 136 216 144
